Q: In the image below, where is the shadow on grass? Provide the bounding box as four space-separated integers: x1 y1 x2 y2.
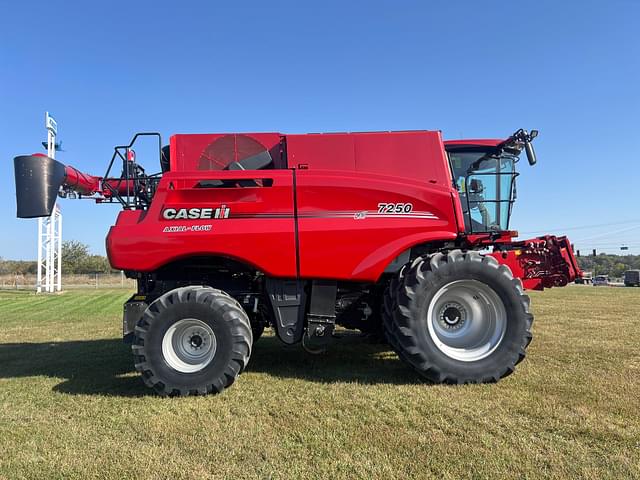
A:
0 339 150 397
0 334 420 397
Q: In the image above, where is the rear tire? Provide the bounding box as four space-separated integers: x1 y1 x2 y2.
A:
383 250 533 384
132 286 252 396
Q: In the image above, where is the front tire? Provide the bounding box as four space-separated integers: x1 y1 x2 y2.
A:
383 250 533 384
132 286 252 396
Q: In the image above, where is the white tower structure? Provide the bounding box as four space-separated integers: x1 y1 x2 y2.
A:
36 112 63 293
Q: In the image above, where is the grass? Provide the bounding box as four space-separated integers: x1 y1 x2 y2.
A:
0 287 639 479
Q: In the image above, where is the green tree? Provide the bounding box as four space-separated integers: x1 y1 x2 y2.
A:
81 255 112 273
611 262 627 278
577 253 640 277
61 240 91 273
61 241 115 273
0 259 37 274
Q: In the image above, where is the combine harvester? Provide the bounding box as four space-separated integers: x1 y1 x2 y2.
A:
14 128 580 396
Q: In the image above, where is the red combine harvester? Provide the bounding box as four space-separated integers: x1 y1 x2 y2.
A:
14 128 580 396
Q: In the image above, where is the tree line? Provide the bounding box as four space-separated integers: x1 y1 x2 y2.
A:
1 242 638 278
576 253 640 278
0 241 115 275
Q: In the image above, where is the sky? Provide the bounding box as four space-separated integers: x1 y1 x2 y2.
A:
1 0 639 259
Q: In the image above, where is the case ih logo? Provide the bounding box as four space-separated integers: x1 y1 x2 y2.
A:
162 206 230 220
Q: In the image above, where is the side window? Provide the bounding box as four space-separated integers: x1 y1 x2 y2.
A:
447 150 516 233
467 173 498 230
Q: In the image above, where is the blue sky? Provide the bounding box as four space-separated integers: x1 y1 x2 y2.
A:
1 0 639 259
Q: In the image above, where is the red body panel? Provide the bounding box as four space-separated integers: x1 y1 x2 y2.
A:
287 131 452 188
107 168 459 282
108 170 297 277
295 170 457 280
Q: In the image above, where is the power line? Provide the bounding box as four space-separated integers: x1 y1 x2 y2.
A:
519 219 640 235
573 224 640 242
578 243 640 247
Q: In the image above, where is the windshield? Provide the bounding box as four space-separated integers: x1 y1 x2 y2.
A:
448 150 518 233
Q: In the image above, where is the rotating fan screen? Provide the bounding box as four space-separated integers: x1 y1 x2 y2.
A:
198 134 272 170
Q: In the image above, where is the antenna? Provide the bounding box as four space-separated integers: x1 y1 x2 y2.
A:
36 112 63 293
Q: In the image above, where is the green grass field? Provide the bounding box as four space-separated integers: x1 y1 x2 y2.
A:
0 287 639 479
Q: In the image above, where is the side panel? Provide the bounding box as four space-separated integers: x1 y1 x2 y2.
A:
286 130 452 188
107 170 297 277
287 134 356 170
295 170 458 282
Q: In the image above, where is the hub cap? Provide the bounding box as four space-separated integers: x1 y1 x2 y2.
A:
162 318 217 373
426 280 507 362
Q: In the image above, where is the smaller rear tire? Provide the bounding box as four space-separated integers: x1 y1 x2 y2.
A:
132 286 252 396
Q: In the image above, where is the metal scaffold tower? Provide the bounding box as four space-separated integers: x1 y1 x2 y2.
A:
36 112 62 293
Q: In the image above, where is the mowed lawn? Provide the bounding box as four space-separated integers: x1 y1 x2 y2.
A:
0 287 638 479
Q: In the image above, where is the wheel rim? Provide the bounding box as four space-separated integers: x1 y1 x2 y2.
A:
161 318 217 373
426 280 507 362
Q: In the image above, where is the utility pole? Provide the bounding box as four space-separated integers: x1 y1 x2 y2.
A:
36 112 63 293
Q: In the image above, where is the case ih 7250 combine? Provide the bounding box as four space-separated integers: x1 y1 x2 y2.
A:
14 128 580 396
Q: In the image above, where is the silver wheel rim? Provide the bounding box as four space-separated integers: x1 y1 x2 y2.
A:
426 280 507 362
161 318 217 373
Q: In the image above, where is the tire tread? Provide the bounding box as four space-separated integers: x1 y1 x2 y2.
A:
382 250 533 384
132 285 252 396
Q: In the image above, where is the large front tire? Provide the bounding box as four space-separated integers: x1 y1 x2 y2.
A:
132 286 252 396
384 250 533 384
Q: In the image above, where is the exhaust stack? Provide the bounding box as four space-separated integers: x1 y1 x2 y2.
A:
14 154 66 218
